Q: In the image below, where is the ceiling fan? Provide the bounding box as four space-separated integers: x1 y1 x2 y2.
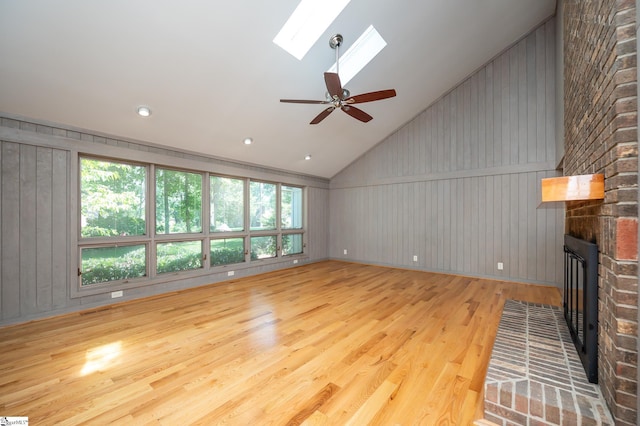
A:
280 34 396 124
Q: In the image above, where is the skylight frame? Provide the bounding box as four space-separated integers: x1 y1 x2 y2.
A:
273 0 351 60
327 25 387 86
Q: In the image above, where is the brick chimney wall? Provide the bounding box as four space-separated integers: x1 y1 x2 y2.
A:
563 1 638 424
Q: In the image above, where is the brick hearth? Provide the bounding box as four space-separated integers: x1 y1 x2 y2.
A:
484 300 612 425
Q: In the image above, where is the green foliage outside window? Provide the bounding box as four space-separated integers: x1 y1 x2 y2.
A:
211 176 244 232
283 233 303 256
211 238 245 266
250 181 276 231
80 158 146 238
156 241 203 274
156 169 202 234
81 245 146 286
281 186 303 229
251 235 277 259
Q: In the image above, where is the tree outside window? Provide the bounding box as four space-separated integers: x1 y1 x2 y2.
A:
283 233 303 256
211 176 244 232
156 169 202 234
250 181 276 231
281 185 303 229
80 158 146 238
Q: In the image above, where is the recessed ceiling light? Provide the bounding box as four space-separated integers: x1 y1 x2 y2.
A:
273 0 351 60
137 106 151 117
327 25 387 86
243 137 253 145
304 154 312 160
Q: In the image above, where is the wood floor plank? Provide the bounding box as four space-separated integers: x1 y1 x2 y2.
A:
0 260 561 424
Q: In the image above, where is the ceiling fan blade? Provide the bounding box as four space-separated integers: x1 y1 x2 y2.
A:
324 72 343 99
346 89 397 104
310 107 335 124
342 105 373 123
280 99 330 104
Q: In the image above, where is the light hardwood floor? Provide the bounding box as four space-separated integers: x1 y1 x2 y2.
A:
0 261 561 425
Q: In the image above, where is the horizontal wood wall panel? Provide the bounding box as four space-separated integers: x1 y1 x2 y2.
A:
329 18 563 286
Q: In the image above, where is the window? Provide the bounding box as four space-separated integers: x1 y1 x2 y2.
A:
251 235 277 259
80 158 146 238
156 241 203 274
281 185 303 229
80 244 146 286
156 168 202 234
78 156 305 292
211 176 244 232
211 238 245 266
283 233 304 256
250 181 276 231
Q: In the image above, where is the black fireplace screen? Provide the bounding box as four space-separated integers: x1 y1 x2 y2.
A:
563 234 599 383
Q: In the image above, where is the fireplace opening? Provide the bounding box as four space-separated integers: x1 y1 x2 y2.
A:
563 234 599 383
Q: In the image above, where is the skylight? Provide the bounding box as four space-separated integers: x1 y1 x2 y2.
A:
327 25 387 86
273 0 351 60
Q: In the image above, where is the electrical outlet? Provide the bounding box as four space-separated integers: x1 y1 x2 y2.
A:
111 290 123 298
413 255 418 262
497 262 504 271
228 270 235 277
293 259 298 264
343 249 347 255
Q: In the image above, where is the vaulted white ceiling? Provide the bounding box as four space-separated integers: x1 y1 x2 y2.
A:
0 1 556 179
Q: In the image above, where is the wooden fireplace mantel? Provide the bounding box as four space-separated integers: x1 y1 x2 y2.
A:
541 173 604 202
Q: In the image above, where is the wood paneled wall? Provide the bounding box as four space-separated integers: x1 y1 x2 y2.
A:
1 142 74 320
0 118 330 325
330 18 564 286
307 187 330 260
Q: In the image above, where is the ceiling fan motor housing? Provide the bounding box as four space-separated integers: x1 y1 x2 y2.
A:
325 88 350 102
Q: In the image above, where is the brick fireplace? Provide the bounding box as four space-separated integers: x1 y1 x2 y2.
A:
562 0 639 424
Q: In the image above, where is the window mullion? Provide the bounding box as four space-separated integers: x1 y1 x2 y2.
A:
149 164 157 278
244 178 251 262
202 172 210 269
277 183 282 256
